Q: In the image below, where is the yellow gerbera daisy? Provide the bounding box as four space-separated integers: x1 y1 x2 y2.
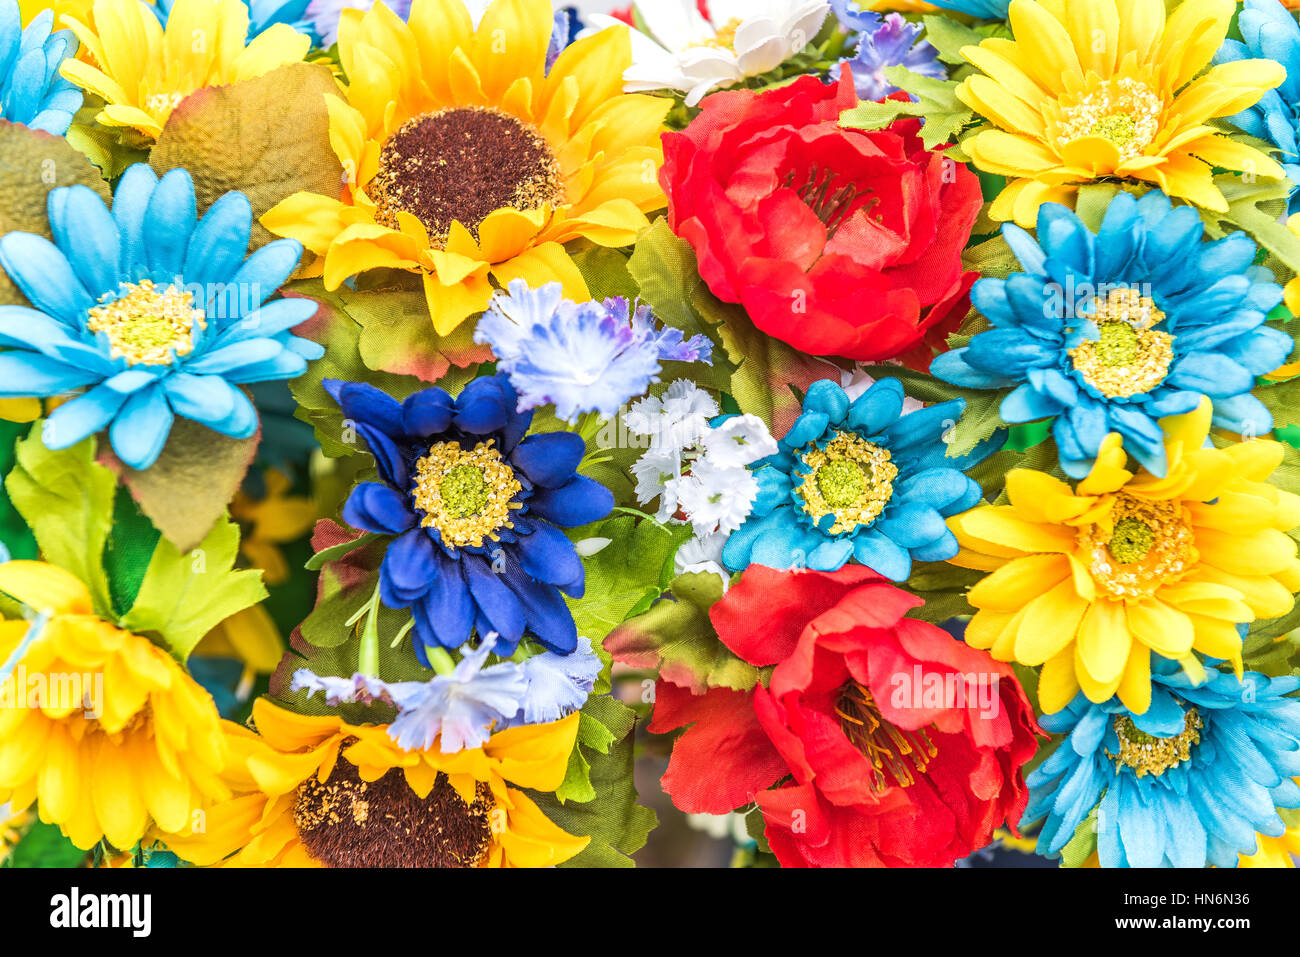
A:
949 398 1300 715
0 561 234 850
956 0 1287 226
59 0 312 139
1240 810 1300 867
162 697 588 868
260 0 670 336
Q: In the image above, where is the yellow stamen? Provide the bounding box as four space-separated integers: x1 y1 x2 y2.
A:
1069 289 1173 399
1077 493 1197 600
835 681 937 792
1108 709 1202 778
85 280 206 366
411 440 522 549
795 432 897 535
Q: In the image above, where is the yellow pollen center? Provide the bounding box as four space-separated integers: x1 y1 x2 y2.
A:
796 432 897 535
835 681 938 792
1069 290 1173 398
1077 493 1197 600
85 280 205 366
411 440 522 549
1058 77 1163 162
688 17 743 51
1108 709 1202 778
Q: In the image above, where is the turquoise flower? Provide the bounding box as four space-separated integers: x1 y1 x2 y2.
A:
0 163 324 470
1025 659 1300 868
932 192 1290 479
721 377 992 581
0 3 83 135
1215 0 1300 213
150 0 321 42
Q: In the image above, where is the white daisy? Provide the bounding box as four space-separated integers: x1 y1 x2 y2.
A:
589 0 831 106
674 530 731 585
671 458 757 537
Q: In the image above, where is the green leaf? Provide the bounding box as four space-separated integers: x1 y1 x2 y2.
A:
1243 626 1300 678
1200 174 1300 274
2 819 88 868
63 94 149 181
605 572 764 694
530 695 657 867
304 532 380 571
5 430 115 616
566 514 693 645
1059 807 1098 869
1256 376 1300 434
150 62 343 253
103 415 260 553
554 695 627 804
921 14 984 65
0 120 110 307
840 67 975 149
120 516 268 662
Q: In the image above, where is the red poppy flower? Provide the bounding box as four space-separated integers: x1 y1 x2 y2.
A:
637 565 1042 867
660 68 983 366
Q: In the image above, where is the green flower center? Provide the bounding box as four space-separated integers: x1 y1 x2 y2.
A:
1107 516 1155 564
1095 321 1139 367
412 440 522 549
1089 113 1138 150
1109 710 1202 778
796 432 897 536
438 464 491 519
86 280 206 366
815 459 866 510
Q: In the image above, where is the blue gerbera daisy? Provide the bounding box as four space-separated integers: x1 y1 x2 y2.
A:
0 163 323 470
1215 0 1300 214
721 377 993 581
932 192 1291 479
1025 658 1300 868
0 2 83 136
328 373 613 662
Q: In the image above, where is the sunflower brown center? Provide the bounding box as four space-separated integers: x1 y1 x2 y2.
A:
85 280 206 366
369 105 565 247
1108 709 1202 778
835 680 937 792
293 759 494 868
1077 493 1197 600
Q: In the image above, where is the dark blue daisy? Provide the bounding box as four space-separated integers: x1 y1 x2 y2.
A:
327 373 612 663
1025 657 1300 868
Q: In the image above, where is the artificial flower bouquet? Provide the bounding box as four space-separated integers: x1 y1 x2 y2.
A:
0 0 1299 872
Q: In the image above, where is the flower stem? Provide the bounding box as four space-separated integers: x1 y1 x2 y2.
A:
356 584 383 678
426 646 456 677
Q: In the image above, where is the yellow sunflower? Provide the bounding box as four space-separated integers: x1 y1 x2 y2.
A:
955 0 1287 226
0 561 234 850
949 398 1300 715
260 0 670 337
162 697 588 868
59 0 312 139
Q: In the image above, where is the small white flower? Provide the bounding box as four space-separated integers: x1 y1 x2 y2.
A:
674 530 732 588
626 379 719 451
702 413 778 468
591 0 831 106
672 459 757 537
632 447 685 519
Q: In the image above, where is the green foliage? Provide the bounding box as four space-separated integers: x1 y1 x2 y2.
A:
840 66 976 149
120 517 267 663
2 819 87 868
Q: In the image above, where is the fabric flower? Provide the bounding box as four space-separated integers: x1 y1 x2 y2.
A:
474 280 707 423
60 0 312 139
626 379 719 452
163 697 587 867
633 564 1041 867
591 0 831 106
955 0 1286 227
0 2 82 135
149 0 321 41
843 12 945 102
661 69 982 363
261 0 669 338
304 0 410 46
950 399 1300 716
328 373 613 661
1025 660 1300 867
932 192 1291 479
502 634 602 727
723 377 988 581
0 561 236 850
1215 0 1300 214
0 164 323 470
